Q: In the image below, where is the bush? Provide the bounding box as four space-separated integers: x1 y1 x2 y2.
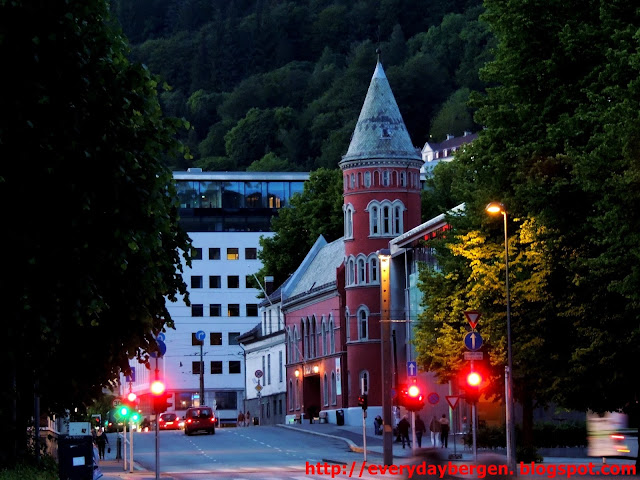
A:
0 462 57 480
463 421 587 450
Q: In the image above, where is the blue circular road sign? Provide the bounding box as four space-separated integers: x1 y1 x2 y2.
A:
150 339 167 358
196 330 206 341
464 332 483 351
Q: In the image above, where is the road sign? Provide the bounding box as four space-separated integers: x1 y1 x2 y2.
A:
407 361 417 377
464 332 483 351
150 339 167 358
446 395 460 409
428 392 440 405
464 351 484 360
255 370 263 378
112 398 121 407
156 333 166 342
255 384 263 392
196 330 206 341
125 367 136 383
464 310 481 329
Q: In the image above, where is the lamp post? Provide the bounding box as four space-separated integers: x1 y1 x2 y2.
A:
485 202 515 472
377 249 393 466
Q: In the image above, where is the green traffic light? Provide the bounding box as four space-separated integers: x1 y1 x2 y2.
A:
120 406 129 417
131 412 139 422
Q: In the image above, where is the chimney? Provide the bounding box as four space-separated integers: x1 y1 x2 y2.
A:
446 134 455 140
265 276 274 296
463 131 472 136
187 167 203 173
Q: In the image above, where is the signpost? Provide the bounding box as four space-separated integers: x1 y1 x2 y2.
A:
464 332 483 351
196 331 205 405
464 310 481 330
255 370 263 426
446 396 462 459
407 361 417 377
463 310 482 462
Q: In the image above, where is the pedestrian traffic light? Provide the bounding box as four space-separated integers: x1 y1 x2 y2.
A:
151 380 172 414
91 414 101 427
357 393 368 410
127 392 137 403
405 384 425 412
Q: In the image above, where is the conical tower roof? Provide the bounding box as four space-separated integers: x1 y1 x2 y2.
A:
340 61 421 165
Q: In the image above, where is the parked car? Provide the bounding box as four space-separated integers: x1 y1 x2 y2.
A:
184 406 216 435
158 413 181 431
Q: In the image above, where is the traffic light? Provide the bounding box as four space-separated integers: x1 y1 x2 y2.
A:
91 414 101 427
463 370 483 403
404 384 425 412
151 380 173 414
127 392 137 403
357 393 368 410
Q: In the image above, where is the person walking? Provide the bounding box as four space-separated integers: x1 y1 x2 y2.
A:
374 415 383 435
237 411 245 427
245 410 251 426
429 415 441 447
439 414 450 448
415 414 427 448
398 415 410 449
95 427 109 460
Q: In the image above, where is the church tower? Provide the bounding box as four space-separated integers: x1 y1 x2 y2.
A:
340 60 422 407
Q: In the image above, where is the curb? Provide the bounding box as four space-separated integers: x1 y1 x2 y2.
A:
276 424 363 453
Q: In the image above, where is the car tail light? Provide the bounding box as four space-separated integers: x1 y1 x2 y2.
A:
210 417 216 423
187 419 193 424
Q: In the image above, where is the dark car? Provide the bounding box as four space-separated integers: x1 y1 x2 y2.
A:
184 406 216 435
158 413 180 431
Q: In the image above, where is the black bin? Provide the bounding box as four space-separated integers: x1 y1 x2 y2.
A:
336 409 345 426
58 435 94 480
254 416 259 425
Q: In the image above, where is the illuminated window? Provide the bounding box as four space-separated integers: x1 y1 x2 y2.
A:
227 248 239 260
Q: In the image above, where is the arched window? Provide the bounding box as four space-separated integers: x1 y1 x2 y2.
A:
321 318 327 355
400 171 406 187
394 205 402 235
310 316 316 359
345 308 350 342
382 170 390 186
294 326 300 362
357 257 366 284
357 172 362 188
350 173 355 188
268 310 272 334
331 372 337 405
373 171 379 186
369 255 378 284
296 378 300 409
370 206 379 235
359 370 369 394
382 206 391 234
358 306 369 340
364 171 371 187
392 170 398 186
343 204 354 239
343 175 348 190
289 380 294 411
348 257 355 285
323 374 329 406
302 319 307 360
329 315 335 354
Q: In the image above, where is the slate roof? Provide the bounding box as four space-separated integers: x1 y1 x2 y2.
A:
287 237 345 299
423 132 478 155
340 61 421 164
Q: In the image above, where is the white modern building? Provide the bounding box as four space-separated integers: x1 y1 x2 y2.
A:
121 170 309 424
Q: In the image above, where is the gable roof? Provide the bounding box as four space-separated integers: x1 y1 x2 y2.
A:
340 61 421 164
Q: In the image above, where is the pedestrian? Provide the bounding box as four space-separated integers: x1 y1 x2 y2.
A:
95 427 109 460
374 415 383 435
429 415 441 447
237 411 245 427
415 414 427 447
245 410 251 426
398 415 410 449
439 414 450 448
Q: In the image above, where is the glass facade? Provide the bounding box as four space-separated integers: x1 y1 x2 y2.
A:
175 178 307 232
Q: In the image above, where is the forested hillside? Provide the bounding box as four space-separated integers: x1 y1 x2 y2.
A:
110 0 494 171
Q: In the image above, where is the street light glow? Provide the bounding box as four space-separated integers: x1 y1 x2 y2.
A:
485 202 505 215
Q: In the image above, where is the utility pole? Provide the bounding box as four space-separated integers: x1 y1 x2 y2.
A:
378 250 393 466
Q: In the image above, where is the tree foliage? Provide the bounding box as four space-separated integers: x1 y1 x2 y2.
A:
256 168 344 288
0 0 191 467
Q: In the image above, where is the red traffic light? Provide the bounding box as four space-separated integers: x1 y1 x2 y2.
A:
150 380 166 396
408 385 421 398
399 383 425 412
467 372 482 386
127 392 137 402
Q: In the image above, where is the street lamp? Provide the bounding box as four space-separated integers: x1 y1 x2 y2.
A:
485 202 515 472
377 249 393 466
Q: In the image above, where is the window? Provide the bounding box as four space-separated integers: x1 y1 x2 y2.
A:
359 370 369 394
191 332 204 346
382 171 390 186
364 171 371 187
227 248 239 260
208 248 220 260
394 205 403 235
210 361 222 374
246 275 259 289
329 316 335 353
192 304 203 317
229 361 241 374
345 308 350 342
344 204 354 239
350 173 355 188
227 276 240 288
213 391 237 410
210 332 222 345
228 332 240 345
267 354 271 385
192 248 203 260
358 306 369 340
369 256 378 283
347 257 355 285
209 276 221 288
357 258 366 283
370 206 379 235
382 206 391 234
192 361 202 374
228 304 240 317
296 379 300 409
191 276 203 288
331 372 337 405
210 304 221 316
400 171 406 187
368 200 404 236
289 380 294 411
246 304 258 317
321 320 327 355
245 248 257 260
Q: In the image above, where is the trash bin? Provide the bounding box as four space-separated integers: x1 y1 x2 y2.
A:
253 416 259 426
336 409 345 426
58 435 94 480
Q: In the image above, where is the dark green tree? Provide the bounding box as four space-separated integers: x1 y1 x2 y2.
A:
0 0 191 466
255 168 343 288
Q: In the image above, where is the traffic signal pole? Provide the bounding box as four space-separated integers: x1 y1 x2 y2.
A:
155 356 160 480
378 251 393 466
123 422 127 471
129 421 134 473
